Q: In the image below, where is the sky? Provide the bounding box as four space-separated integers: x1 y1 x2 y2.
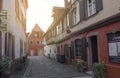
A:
27 0 64 32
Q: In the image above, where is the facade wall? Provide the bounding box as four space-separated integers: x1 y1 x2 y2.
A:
0 0 28 71
2 0 27 59
54 0 120 43
59 20 120 78
44 44 57 59
27 24 45 56
28 38 44 56
72 0 120 35
97 21 120 78
45 0 120 77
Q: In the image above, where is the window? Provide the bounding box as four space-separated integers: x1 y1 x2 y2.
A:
87 0 96 16
87 0 103 17
107 32 120 63
72 2 80 26
30 41 32 44
34 33 38 38
75 39 82 56
72 8 77 25
37 41 40 45
37 41 42 45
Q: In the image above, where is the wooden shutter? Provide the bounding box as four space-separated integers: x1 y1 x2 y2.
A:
12 35 15 59
57 46 60 54
0 0 2 9
96 0 103 12
0 32 1 57
64 44 69 57
71 41 75 59
80 0 86 20
69 12 73 27
81 38 87 61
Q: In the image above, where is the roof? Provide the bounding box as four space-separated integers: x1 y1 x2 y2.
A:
27 24 45 38
32 24 44 34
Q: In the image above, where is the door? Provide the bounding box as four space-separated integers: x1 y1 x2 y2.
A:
64 44 69 63
69 47 72 64
30 50 34 56
38 49 43 56
89 36 99 70
69 41 75 64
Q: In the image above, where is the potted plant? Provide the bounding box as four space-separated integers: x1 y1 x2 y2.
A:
93 62 105 78
75 60 86 72
0 56 13 78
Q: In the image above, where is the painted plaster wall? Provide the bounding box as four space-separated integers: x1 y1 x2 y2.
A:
2 0 27 59
44 44 57 59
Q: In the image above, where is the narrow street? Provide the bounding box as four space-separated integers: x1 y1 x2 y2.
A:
23 56 92 78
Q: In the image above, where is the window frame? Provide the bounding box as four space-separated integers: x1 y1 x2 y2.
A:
87 0 96 17
107 32 120 63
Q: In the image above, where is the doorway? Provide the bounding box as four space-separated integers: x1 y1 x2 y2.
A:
69 47 72 64
30 50 34 56
69 41 75 64
89 35 99 70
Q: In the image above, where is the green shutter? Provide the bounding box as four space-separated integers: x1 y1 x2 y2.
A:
69 12 73 27
71 41 75 59
96 0 103 12
81 38 87 61
80 0 86 20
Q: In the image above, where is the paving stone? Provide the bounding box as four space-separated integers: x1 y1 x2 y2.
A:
24 56 93 78
10 56 93 78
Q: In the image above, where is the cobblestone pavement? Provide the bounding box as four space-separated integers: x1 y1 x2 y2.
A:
24 56 93 78
10 59 29 78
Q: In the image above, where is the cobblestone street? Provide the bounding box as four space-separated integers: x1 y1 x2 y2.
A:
23 56 92 78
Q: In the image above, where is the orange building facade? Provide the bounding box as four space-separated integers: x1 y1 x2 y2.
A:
27 24 45 56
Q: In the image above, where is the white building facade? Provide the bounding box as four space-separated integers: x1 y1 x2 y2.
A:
44 44 57 59
0 0 28 70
